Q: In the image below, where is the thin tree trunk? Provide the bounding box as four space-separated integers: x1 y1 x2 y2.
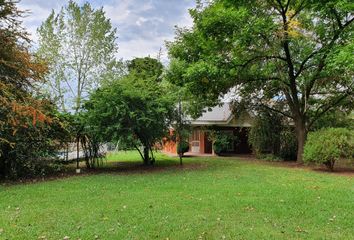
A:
178 137 183 165
179 153 183 165
143 146 150 165
149 147 155 165
76 135 80 169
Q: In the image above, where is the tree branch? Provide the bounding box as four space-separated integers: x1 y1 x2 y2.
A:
134 144 145 162
294 50 321 79
302 15 353 111
236 55 287 68
260 103 293 119
331 8 343 29
308 92 352 128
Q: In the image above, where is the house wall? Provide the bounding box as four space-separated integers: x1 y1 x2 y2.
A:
162 127 252 155
161 128 177 154
188 126 252 155
162 138 177 154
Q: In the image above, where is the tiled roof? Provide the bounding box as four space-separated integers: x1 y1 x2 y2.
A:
190 103 233 123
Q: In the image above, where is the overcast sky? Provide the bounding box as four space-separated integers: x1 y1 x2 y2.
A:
18 0 196 61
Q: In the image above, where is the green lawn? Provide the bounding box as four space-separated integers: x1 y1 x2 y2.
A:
0 152 353 240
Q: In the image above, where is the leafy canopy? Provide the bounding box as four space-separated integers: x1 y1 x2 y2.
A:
167 0 354 161
37 0 118 113
84 57 174 164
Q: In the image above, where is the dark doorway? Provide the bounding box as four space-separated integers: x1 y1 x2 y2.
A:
234 128 252 154
204 132 213 154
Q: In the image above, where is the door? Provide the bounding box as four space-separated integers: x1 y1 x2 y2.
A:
204 132 213 154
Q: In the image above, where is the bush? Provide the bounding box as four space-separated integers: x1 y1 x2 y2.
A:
0 111 70 179
213 132 234 155
279 127 298 161
303 128 353 171
177 141 189 156
248 112 282 156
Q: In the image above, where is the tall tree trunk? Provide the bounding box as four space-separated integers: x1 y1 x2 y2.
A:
295 119 307 163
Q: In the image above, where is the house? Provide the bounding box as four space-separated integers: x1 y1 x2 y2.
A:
162 103 253 155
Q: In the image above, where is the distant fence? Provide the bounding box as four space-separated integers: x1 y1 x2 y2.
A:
56 142 112 162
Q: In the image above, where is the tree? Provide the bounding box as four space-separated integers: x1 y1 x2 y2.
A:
167 0 354 161
84 57 174 165
37 0 118 113
174 99 191 165
0 0 67 178
303 128 353 171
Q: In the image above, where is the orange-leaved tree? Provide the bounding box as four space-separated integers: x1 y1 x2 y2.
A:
0 0 68 178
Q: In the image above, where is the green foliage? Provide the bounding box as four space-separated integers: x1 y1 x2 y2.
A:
167 0 354 161
210 131 235 155
310 109 354 131
84 57 174 165
248 112 298 161
72 114 105 169
0 1 69 179
279 127 298 161
248 112 282 156
177 141 189 156
303 128 354 170
0 108 70 179
128 57 163 80
37 0 118 112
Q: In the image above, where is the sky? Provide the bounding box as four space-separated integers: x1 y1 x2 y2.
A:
18 0 196 62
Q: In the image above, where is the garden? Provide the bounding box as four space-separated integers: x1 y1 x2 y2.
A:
0 0 353 239
1 151 353 239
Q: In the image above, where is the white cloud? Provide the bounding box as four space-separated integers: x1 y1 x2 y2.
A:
17 0 195 61
136 17 148 26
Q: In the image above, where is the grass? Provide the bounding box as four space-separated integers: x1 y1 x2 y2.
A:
0 151 353 240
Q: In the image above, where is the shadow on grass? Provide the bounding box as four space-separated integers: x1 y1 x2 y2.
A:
311 166 354 176
90 159 208 175
0 159 209 186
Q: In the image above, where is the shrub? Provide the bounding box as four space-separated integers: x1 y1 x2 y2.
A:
177 141 189 156
0 111 70 179
303 128 353 171
279 127 298 161
213 132 235 155
248 112 282 156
